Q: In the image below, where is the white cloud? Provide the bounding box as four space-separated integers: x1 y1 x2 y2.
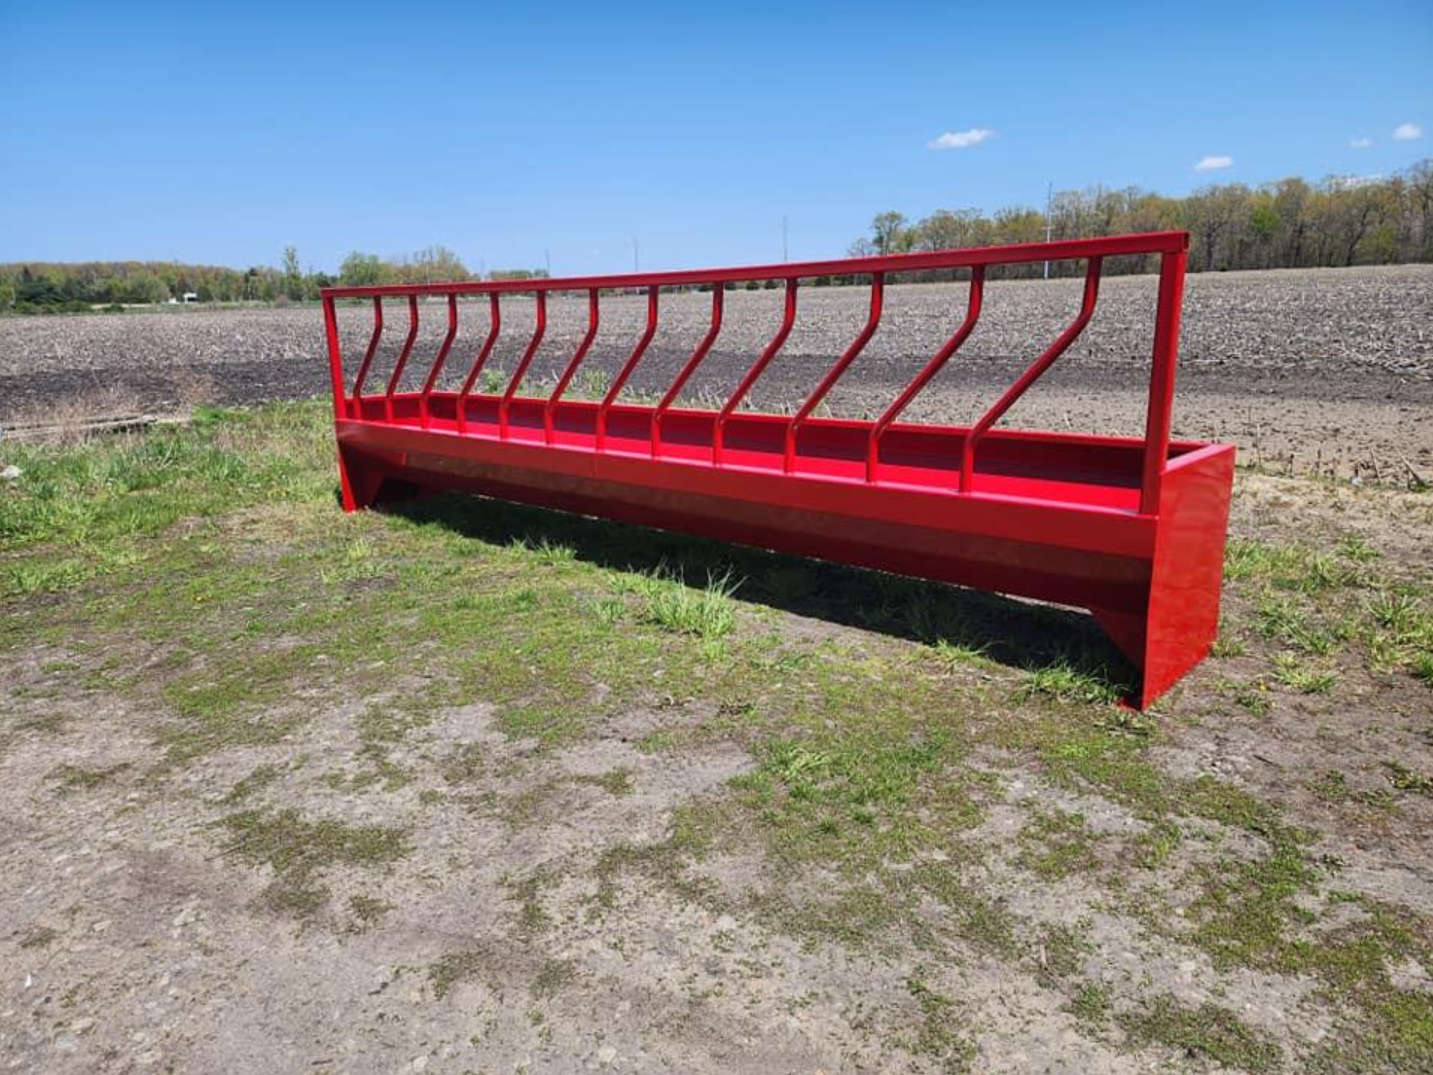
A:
1350 137 1373 149
1393 122 1423 141
1194 155 1233 172
928 128 994 151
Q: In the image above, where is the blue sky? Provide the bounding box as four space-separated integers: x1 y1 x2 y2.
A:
2 1 1429 274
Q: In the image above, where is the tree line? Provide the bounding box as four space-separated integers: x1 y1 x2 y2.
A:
5 161 1430 312
846 159 1433 278
0 244 548 314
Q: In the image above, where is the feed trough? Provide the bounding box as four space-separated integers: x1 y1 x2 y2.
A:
321 231 1233 708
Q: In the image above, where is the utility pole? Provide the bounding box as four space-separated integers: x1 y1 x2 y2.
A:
1044 182 1054 280
544 248 551 277
632 237 640 273
782 215 789 262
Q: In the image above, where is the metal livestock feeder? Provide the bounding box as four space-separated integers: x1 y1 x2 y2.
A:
321 231 1234 708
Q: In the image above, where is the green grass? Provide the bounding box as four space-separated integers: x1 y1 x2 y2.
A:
347 893 394 929
901 975 976 1072
48 762 130 791
1018 660 1124 705
429 949 487 1000
217 807 410 918
1118 994 1282 1072
0 403 330 597
1270 652 1339 694
627 568 740 641
1016 809 1101 880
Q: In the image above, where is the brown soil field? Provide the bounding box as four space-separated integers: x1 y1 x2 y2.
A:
2 263 1431 482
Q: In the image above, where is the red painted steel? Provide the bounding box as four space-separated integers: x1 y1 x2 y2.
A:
320 230 1233 709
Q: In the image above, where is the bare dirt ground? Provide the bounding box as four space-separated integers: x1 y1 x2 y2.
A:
2 263 1431 482
1 400 1431 1074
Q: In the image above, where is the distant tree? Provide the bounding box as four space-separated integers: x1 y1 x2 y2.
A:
870 212 913 255
1182 185 1251 271
339 252 387 287
281 246 304 300
916 209 982 251
0 274 14 310
409 244 468 284
118 271 170 304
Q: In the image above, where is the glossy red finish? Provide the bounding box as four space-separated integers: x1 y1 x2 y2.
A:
320 231 1233 708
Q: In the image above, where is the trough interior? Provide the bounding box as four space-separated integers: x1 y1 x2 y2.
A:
350 392 1206 513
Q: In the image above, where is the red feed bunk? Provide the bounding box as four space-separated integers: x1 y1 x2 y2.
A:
321 231 1234 709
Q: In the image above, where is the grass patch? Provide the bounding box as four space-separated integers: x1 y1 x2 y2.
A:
222 763 284 804
1118 994 1282 1072
430 950 486 1000
629 568 740 641
576 767 634 796
0 402 331 596
1019 660 1123 705
1271 652 1339 694
1387 762 1432 796
1016 809 1101 880
48 762 130 791
1069 982 1111 1025
217 807 410 918
900 975 976 1073
347 893 393 929
530 957 578 1000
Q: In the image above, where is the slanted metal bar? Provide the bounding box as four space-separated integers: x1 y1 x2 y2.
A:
713 278 797 464
543 288 601 444
595 286 659 449
384 295 421 422
349 296 384 403
498 291 547 439
785 273 883 472
418 294 459 429
1139 249 1187 515
455 293 502 433
958 257 1103 492
651 285 723 458
866 268 984 482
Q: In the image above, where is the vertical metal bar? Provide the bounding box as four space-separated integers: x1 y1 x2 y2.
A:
1139 249 1187 515
383 295 421 422
957 257 1102 492
596 285 659 450
714 278 797 464
456 292 502 433
543 288 601 444
349 296 385 404
499 291 547 439
866 267 984 482
322 295 347 421
785 273 883 472
419 293 459 429
651 285 723 458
